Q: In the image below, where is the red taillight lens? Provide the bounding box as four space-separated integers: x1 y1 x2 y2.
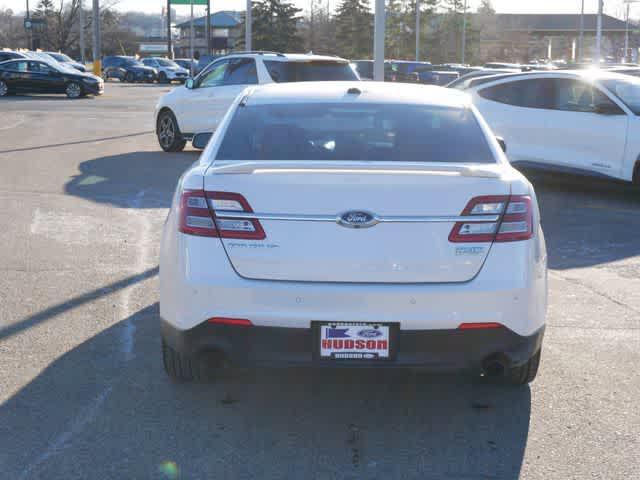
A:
448 195 533 243
179 190 217 236
206 191 266 240
207 317 253 327
178 190 265 240
495 196 533 242
458 322 503 330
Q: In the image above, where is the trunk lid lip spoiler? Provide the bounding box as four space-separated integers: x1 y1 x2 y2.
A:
205 161 502 178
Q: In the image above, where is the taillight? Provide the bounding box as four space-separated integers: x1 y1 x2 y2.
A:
448 195 533 243
179 190 217 236
458 322 503 330
207 317 253 327
178 190 266 240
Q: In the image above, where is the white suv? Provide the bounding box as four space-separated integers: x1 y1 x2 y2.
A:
159 82 547 385
141 57 189 84
154 52 359 152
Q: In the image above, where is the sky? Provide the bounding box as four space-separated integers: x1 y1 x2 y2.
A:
0 0 635 19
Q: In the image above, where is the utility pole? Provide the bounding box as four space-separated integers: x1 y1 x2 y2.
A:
25 0 32 50
623 1 640 62
373 0 385 81
189 0 195 75
79 0 85 64
578 0 584 61
626 1 630 62
415 0 420 61
461 0 467 64
92 0 101 76
245 0 252 51
167 0 172 58
206 0 211 55
595 0 603 64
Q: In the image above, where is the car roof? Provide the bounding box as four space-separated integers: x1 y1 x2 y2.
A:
226 52 348 63
245 81 470 107
468 69 638 85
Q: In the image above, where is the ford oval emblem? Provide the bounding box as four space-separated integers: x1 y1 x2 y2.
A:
338 211 378 229
358 328 383 338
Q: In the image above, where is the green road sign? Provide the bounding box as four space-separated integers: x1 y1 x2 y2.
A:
24 17 46 30
170 0 208 4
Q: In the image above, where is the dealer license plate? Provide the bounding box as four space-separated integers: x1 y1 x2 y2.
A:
316 322 395 361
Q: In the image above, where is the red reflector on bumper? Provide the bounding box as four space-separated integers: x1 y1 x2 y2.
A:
457 322 503 330
207 317 253 327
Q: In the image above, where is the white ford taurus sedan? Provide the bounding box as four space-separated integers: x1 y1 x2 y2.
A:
159 82 548 385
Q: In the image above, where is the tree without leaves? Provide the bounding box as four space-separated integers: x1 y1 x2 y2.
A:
33 0 82 52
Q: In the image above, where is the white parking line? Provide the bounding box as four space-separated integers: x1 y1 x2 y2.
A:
119 190 152 361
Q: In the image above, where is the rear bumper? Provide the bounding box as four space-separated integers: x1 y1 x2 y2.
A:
161 319 544 371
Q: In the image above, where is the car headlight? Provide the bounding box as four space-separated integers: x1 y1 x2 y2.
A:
82 77 98 83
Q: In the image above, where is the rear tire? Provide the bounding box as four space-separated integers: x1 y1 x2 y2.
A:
157 110 186 152
633 161 640 186
159 72 168 84
0 80 8 97
503 350 541 386
162 340 207 382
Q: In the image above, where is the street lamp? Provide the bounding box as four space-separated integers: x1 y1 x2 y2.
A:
461 0 467 64
578 0 584 61
624 0 640 63
595 0 603 64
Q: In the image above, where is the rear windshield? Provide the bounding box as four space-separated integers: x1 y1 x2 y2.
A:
264 60 359 82
215 103 495 163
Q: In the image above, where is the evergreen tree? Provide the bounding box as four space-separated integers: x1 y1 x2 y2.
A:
301 1 337 54
334 0 373 59
385 0 404 58
240 0 302 52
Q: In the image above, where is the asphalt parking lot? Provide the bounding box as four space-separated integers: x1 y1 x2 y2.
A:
0 83 639 479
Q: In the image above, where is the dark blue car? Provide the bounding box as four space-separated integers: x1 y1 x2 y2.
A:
102 56 157 83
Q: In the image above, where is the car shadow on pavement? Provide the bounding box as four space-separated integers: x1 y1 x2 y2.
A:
526 170 640 270
2 94 96 101
0 303 531 479
65 151 199 209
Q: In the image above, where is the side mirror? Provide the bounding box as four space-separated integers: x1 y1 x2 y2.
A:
185 78 194 89
192 132 213 150
594 102 622 115
496 136 507 153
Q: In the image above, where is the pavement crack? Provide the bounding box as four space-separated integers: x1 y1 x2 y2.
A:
550 271 640 316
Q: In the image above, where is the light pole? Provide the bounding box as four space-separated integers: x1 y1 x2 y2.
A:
624 1 640 63
415 0 420 61
578 0 584 61
92 0 101 76
461 0 467 64
595 0 603 64
373 0 385 81
25 0 32 50
79 0 85 64
245 0 252 51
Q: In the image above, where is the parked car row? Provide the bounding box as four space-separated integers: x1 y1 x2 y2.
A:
154 51 640 189
102 55 190 84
